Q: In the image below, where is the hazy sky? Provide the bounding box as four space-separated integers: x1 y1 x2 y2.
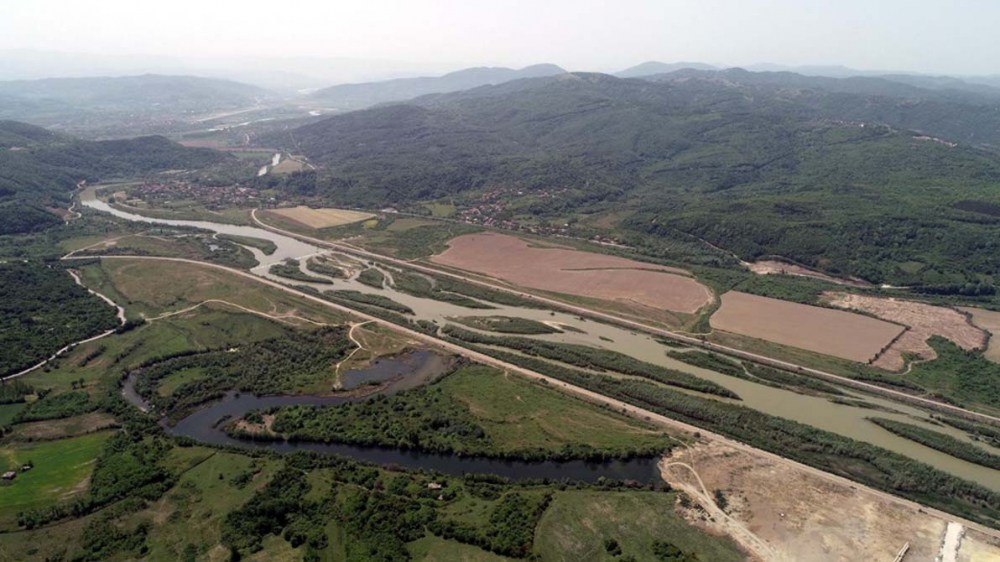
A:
3 0 998 75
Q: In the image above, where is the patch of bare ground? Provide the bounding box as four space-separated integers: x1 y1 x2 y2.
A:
824 293 987 371
711 291 904 362
232 415 276 437
431 233 713 314
747 260 872 288
661 441 947 562
961 307 1000 364
958 529 1000 562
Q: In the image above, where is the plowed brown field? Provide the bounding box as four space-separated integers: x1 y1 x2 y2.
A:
431 233 713 314
711 291 905 362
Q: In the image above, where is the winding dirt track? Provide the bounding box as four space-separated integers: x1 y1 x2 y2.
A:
62 254 1000 545
249 210 1000 428
661 460 777 561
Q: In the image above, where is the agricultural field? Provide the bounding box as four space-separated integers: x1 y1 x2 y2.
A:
266 205 374 229
710 291 905 363
432 233 713 314
0 431 112 526
825 292 987 370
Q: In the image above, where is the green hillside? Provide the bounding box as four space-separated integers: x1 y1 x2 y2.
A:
274 72 1000 286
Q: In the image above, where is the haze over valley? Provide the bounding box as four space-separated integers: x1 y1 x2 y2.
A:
3 2 1000 561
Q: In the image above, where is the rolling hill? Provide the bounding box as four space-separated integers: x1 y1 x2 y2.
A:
0 74 275 136
308 64 566 110
272 71 1000 287
0 120 229 235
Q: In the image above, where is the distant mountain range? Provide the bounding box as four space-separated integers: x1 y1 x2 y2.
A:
308 64 567 110
615 61 718 78
0 74 277 137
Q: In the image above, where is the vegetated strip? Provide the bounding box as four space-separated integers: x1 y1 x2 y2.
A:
251 211 1000 427
443 339 1000 528
869 417 1000 470
74 255 1000 531
449 316 562 335
441 325 737 399
217 234 277 255
934 416 1000 448
356 267 385 288
391 269 495 309
667 350 845 396
268 259 333 284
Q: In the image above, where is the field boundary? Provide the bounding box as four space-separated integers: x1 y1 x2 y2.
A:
249 209 1000 428
60 253 1000 541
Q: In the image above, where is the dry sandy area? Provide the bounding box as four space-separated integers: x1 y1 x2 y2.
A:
958 529 1000 562
659 441 992 562
825 293 987 371
431 233 713 314
747 260 871 288
710 291 904 362
267 206 374 229
961 307 1000 364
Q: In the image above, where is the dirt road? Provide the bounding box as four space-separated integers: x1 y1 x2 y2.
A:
63 254 1000 545
249 210 1000 427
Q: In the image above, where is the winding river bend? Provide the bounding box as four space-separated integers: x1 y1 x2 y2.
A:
122 349 662 483
80 186 1000 490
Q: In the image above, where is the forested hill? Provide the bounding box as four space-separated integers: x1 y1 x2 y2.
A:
275 72 1000 285
0 121 229 235
643 68 1000 147
308 64 566 110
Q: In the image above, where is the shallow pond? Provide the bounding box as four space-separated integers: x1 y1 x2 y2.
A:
84 186 1000 490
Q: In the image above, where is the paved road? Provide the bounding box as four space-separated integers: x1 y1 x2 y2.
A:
250 209 1000 427
67 253 1000 541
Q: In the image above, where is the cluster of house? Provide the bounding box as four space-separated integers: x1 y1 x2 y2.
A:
2 464 32 481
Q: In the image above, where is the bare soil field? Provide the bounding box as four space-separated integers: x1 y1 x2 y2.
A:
431 233 713 314
711 291 904 362
961 307 1000 364
660 441 995 562
824 293 987 371
266 206 374 229
747 259 871 288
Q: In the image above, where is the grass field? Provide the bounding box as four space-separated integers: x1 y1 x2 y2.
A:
141 451 284 562
156 367 210 397
533 490 745 562
17 307 289 397
10 412 118 441
408 535 515 561
0 431 112 524
84 258 349 323
0 403 26 425
438 366 672 454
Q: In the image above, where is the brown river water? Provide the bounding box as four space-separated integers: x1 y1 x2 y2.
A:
80 186 1000 490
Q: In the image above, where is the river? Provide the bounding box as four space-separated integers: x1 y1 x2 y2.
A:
79 186 1000 490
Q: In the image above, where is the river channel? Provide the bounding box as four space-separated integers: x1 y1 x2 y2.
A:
80 185 1000 490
